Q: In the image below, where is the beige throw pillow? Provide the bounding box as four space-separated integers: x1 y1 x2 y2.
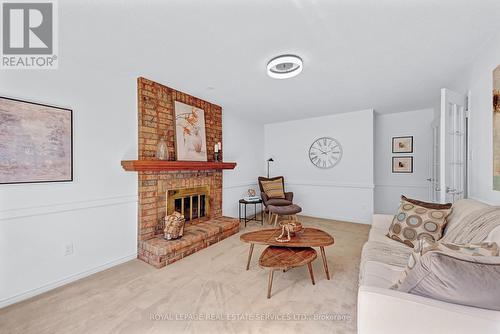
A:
392 239 500 311
392 239 499 288
387 197 452 248
261 179 285 199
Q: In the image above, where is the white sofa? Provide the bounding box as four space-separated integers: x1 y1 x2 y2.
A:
357 199 500 334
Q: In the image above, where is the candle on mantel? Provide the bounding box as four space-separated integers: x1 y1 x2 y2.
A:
214 143 219 153
217 142 221 151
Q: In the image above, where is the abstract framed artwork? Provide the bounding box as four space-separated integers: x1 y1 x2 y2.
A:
173 101 208 161
493 65 500 190
0 97 73 184
392 136 413 153
392 156 413 173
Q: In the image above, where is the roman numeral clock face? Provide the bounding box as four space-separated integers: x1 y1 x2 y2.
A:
308 137 343 169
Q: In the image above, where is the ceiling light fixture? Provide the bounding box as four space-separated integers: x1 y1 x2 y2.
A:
266 55 303 79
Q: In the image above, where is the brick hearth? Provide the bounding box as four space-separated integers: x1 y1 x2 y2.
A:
138 217 239 268
134 77 239 268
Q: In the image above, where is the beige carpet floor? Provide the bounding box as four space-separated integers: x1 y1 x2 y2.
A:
0 216 369 334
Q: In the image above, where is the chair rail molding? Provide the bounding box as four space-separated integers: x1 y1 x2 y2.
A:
223 180 258 189
375 183 429 189
0 195 138 221
285 180 375 190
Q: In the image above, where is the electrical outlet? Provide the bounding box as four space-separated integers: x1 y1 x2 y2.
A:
64 242 74 256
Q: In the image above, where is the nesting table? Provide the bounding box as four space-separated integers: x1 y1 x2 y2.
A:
240 227 335 280
259 246 317 298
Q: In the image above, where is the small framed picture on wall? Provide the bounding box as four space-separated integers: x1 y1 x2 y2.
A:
392 136 413 153
392 156 413 173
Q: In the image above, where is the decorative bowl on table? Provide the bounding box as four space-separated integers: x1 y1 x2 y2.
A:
278 220 303 236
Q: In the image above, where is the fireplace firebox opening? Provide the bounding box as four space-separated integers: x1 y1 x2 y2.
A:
166 186 210 222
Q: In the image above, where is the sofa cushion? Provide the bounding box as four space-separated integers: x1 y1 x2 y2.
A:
360 261 404 288
394 239 500 311
441 204 500 244
371 214 394 231
361 241 413 272
260 178 285 199
387 197 452 248
444 198 490 234
487 225 500 245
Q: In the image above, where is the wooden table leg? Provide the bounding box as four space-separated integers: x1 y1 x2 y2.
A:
246 244 254 270
267 269 274 299
320 246 331 280
307 262 315 285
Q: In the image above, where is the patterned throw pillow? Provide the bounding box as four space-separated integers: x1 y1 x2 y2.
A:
401 195 452 210
392 239 499 289
261 179 285 199
387 197 452 248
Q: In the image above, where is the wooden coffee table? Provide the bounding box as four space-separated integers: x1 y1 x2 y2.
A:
259 246 317 298
240 227 335 280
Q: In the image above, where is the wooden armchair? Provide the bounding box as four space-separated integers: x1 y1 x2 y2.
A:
257 176 294 222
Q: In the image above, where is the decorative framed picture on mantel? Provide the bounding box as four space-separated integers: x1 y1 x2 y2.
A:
0 96 73 184
392 136 413 153
392 156 413 173
173 101 208 161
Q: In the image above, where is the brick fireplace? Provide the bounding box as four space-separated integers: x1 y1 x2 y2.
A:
124 77 239 268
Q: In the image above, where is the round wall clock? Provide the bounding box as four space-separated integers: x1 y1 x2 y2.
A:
308 137 343 169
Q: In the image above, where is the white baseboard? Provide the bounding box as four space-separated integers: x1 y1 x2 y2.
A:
0 253 137 309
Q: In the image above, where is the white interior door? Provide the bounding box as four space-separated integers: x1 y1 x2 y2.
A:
439 88 468 203
430 123 439 202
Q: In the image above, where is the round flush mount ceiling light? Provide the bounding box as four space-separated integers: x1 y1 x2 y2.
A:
266 55 303 79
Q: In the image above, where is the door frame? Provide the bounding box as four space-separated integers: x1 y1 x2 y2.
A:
439 88 470 203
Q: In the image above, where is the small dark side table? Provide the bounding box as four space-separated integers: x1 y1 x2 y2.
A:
239 199 264 227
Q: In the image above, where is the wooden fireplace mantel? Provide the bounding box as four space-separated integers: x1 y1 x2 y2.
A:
120 160 237 172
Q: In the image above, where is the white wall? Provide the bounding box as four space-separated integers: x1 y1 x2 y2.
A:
0 30 264 310
0 69 139 308
0 84 263 308
222 113 265 217
458 32 500 205
264 109 374 224
374 109 435 214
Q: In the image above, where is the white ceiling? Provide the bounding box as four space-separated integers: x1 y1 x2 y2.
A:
68 0 500 123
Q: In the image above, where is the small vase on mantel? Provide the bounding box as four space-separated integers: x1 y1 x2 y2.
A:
156 136 169 160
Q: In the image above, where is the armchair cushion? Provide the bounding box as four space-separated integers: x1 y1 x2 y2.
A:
258 176 286 199
266 198 293 206
258 176 285 192
260 180 285 199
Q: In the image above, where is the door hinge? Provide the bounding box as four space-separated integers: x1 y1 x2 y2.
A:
465 91 471 117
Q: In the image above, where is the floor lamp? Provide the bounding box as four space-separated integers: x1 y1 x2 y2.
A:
267 158 274 178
